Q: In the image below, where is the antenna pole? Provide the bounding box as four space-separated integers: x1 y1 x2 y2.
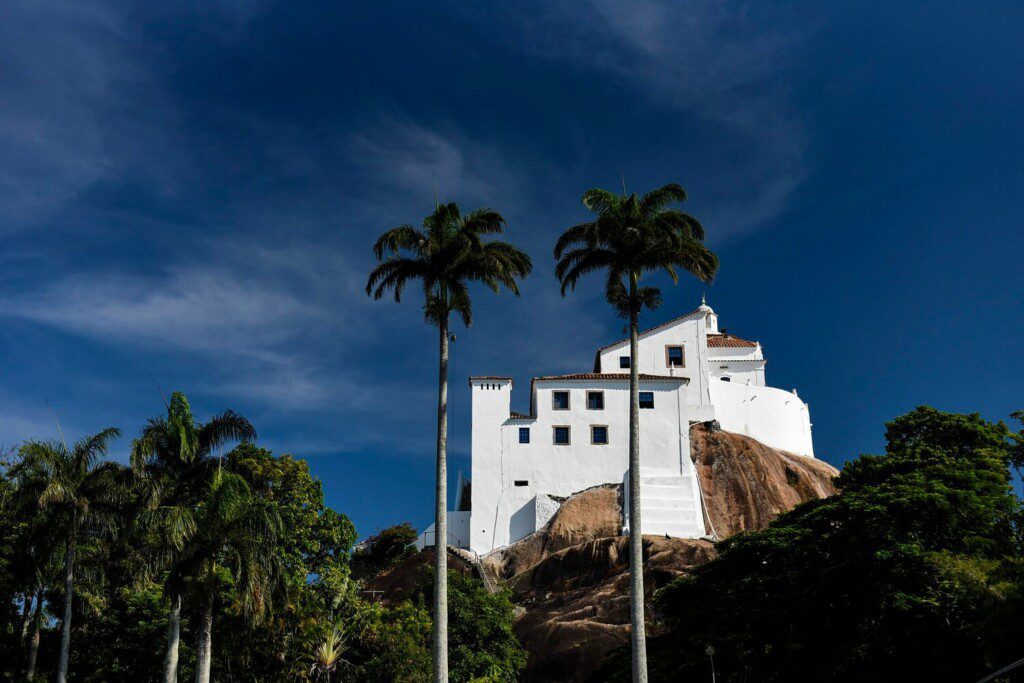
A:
148 373 169 409
45 399 68 452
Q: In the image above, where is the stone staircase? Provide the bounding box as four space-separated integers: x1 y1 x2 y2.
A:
622 468 706 539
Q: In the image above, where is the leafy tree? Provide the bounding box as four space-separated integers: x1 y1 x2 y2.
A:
347 569 525 683
12 427 125 683
130 391 257 683
367 201 531 682
352 522 418 581
216 443 358 680
614 406 1024 682
187 469 282 683
554 183 717 681
1 464 64 680
412 570 526 683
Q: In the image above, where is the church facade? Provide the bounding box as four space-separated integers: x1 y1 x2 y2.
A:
419 301 815 555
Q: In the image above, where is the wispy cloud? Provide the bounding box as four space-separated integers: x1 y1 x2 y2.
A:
473 0 815 238
2 265 317 356
349 114 524 213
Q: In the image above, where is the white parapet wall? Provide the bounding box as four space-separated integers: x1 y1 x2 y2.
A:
707 380 814 457
415 510 471 551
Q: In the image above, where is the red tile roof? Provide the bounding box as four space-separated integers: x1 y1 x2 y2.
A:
706 334 758 348
534 373 687 382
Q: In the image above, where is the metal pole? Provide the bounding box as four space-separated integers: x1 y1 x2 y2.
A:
705 645 716 683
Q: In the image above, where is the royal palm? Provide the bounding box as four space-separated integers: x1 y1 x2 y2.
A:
367 201 531 682
554 183 718 682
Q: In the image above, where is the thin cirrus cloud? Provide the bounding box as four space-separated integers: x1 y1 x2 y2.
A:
473 0 814 239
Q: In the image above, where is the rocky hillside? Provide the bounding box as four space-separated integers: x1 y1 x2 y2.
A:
484 424 838 681
373 425 839 681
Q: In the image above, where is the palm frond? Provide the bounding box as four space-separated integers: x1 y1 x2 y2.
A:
371 224 427 260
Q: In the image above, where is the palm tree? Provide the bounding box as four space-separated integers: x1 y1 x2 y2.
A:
366 201 532 682
554 183 718 682
130 392 257 683
187 468 281 683
14 427 125 683
6 466 64 681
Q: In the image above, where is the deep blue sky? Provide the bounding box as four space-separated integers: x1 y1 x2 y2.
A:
2 2 1022 536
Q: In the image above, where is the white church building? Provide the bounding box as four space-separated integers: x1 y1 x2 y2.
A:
419 300 814 555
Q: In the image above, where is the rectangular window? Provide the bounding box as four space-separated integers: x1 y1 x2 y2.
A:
591 425 609 445
553 426 571 445
514 480 529 487
639 391 654 409
587 391 604 410
518 427 530 444
552 391 570 410
619 355 631 369
666 345 685 367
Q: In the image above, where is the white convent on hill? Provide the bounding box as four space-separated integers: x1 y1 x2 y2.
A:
418 300 814 555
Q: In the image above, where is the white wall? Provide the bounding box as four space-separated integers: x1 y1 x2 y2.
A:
416 510 471 551
469 377 690 554
597 313 715 421
708 380 814 457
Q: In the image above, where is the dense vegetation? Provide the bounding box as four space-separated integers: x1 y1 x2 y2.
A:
0 394 524 682
601 406 1024 682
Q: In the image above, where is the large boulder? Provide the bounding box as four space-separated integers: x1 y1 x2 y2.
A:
486 425 839 681
691 423 839 537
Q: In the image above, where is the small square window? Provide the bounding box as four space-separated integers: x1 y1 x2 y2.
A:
553 426 571 445
552 391 570 410
519 427 530 444
666 345 684 367
587 391 604 410
619 355 631 369
591 425 609 445
639 391 654 409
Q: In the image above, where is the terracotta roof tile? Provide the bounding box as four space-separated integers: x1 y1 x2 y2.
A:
706 334 758 348
534 373 687 381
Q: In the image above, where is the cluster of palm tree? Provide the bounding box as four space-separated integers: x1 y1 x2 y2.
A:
366 182 719 682
8 392 279 683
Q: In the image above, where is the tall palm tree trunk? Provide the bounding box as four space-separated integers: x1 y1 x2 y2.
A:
162 593 182 683
57 539 75 683
20 592 33 645
194 593 214 683
26 590 42 680
628 275 648 683
433 319 450 683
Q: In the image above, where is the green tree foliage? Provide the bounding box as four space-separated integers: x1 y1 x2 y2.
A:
0 409 524 683
351 522 418 581
12 428 126 683
349 569 526 683
411 570 526 683
607 406 1024 682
